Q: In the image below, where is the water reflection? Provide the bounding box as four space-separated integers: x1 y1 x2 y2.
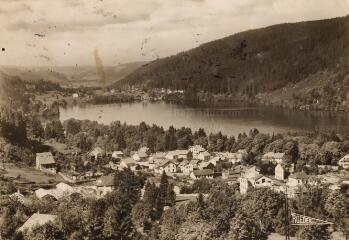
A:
59 102 349 136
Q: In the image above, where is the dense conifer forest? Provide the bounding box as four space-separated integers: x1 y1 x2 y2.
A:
118 16 349 110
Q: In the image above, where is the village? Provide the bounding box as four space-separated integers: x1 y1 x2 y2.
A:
2 139 348 236
45 144 349 197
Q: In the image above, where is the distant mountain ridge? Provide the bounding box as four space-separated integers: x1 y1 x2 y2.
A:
118 16 349 111
0 62 146 88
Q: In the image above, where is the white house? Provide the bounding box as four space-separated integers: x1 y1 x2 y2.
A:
133 150 149 161
112 151 124 159
139 146 150 154
275 164 285 181
36 152 56 174
155 161 177 174
189 145 206 159
338 154 349 169
239 177 250 195
196 151 211 161
240 173 279 195
183 159 201 175
262 152 285 164
35 183 75 200
254 175 274 188
239 166 267 195
72 93 79 98
216 150 247 164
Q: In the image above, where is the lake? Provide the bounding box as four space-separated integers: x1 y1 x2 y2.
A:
60 102 349 136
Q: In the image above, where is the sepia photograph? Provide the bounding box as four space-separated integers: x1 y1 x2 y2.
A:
0 0 349 239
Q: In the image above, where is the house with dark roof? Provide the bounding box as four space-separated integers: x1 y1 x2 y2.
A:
199 161 215 170
239 165 282 195
36 152 56 174
221 167 244 185
287 172 318 187
183 159 201 175
155 160 177 174
95 175 115 196
222 166 244 178
148 152 167 169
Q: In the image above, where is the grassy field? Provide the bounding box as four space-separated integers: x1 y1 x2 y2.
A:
3 164 64 184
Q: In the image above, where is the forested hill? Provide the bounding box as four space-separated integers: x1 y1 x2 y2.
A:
118 15 349 110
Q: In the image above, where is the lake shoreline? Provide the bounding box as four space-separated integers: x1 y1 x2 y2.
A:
59 102 349 137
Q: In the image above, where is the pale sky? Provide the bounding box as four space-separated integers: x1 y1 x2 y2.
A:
0 0 348 67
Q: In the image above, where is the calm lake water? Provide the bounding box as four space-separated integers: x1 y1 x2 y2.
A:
60 102 349 136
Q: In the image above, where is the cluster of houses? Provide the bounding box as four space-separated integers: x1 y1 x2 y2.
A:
33 145 349 201
239 151 349 198
101 145 249 180
10 146 349 236
33 176 115 201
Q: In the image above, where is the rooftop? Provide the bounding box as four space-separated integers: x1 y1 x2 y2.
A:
96 175 114 187
112 151 123 155
167 150 189 156
289 171 310 180
89 147 105 156
122 158 137 165
150 152 167 159
135 151 148 158
198 151 211 157
263 152 285 159
192 169 214 176
36 152 55 165
18 213 57 232
189 145 206 152
189 159 201 165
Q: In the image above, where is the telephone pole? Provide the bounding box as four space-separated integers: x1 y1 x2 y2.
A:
284 186 290 240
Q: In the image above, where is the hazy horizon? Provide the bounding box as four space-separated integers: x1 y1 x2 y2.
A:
0 0 348 67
